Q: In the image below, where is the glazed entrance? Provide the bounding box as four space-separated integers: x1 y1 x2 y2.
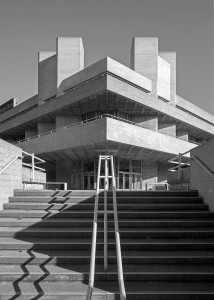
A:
83 158 145 190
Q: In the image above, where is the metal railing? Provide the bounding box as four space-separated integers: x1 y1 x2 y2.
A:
22 150 45 181
23 181 67 190
168 150 214 182
0 154 23 175
86 155 126 300
14 113 200 146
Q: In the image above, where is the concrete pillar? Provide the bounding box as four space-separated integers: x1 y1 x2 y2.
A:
38 51 57 105
159 52 176 104
158 162 170 183
131 37 158 96
55 115 81 128
177 130 189 142
25 129 37 139
158 122 176 137
134 115 158 131
37 122 55 135
56 160 82 189
157 56 170 101
57 37 84 95
142 161 158 190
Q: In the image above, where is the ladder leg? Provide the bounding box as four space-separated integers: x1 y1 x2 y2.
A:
104 157 108 270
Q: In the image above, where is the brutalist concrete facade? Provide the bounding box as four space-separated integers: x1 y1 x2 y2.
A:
0 37 214 190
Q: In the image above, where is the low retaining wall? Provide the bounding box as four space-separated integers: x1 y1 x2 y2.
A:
190 139 214 211
0 139 23 210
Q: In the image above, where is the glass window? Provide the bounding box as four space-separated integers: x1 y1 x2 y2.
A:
132 160 141 173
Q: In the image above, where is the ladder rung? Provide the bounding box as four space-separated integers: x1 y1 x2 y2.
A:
99 176 112 178
100 156 111 159
99 210 114 214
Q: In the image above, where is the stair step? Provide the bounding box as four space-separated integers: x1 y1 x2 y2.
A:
9 196 203 204
1 227 214 238
4 203 208 211
0 210 213 219
1 250 214 265
1 237 214 250
0 281 214 300
1 218 214 228
0 264 214 282
14 190 199 197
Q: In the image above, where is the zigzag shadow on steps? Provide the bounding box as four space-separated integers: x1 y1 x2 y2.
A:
10 190 121 299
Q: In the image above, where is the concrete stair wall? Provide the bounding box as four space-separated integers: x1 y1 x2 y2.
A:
0 189 214 299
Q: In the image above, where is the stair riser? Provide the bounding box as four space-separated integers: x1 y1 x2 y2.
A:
9 197 203 204
2 231 214 239
1 273 214 282
1 221 214 228
14 191 199 197
1 257 214 265
1 244 214 251
4 204 208 211
1 212 213 219
0 294 213 300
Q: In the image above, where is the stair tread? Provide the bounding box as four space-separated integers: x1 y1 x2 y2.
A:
1 281 214 295
1 227 214 233
1 237 214 244
1 264 214 274
1 249 214 258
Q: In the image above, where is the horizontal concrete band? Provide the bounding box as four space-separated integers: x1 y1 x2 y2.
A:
17 118 195 158
0 58 213 138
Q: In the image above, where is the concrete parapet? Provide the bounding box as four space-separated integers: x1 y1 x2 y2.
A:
38 122 55 135
177 130 189 141
134 115 158 131
0 139 22 210
190 139 214 211
158 122 176 137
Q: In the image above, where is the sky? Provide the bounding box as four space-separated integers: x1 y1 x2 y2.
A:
0 0 213 114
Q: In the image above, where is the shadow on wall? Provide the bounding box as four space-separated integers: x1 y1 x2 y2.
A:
9 191 121 299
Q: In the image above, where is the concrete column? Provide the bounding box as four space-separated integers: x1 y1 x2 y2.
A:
157 56 170 101
142 161 158 190
131 37 158 96
37 122 55 135
177 130 189 142
158 162 170 183
56 160 82 190
159 52 176 104
55 115 81 128
57 37 84 95
158 122 176 137
38 51 57 105
25 129 37 139
134 115 158 131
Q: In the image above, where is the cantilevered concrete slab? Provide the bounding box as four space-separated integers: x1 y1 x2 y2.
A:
16 117 196 162
0 57 213 140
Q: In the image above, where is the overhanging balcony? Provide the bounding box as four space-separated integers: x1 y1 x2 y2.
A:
14 116 196 162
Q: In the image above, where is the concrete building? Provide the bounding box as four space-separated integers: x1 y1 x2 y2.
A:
0 36 214 190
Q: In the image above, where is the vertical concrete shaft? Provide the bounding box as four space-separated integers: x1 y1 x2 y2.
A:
38 51 57 105
131 37 158 96
57 37 84 94
159 52 176 104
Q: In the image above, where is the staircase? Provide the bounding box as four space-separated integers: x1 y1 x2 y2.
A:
0 189 214 299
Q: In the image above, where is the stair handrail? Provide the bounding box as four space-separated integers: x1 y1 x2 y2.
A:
168 150 214 181
0 154 23 175
86 155 126 300
110 155 126 300
22 150 45 181
86 155 101 299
